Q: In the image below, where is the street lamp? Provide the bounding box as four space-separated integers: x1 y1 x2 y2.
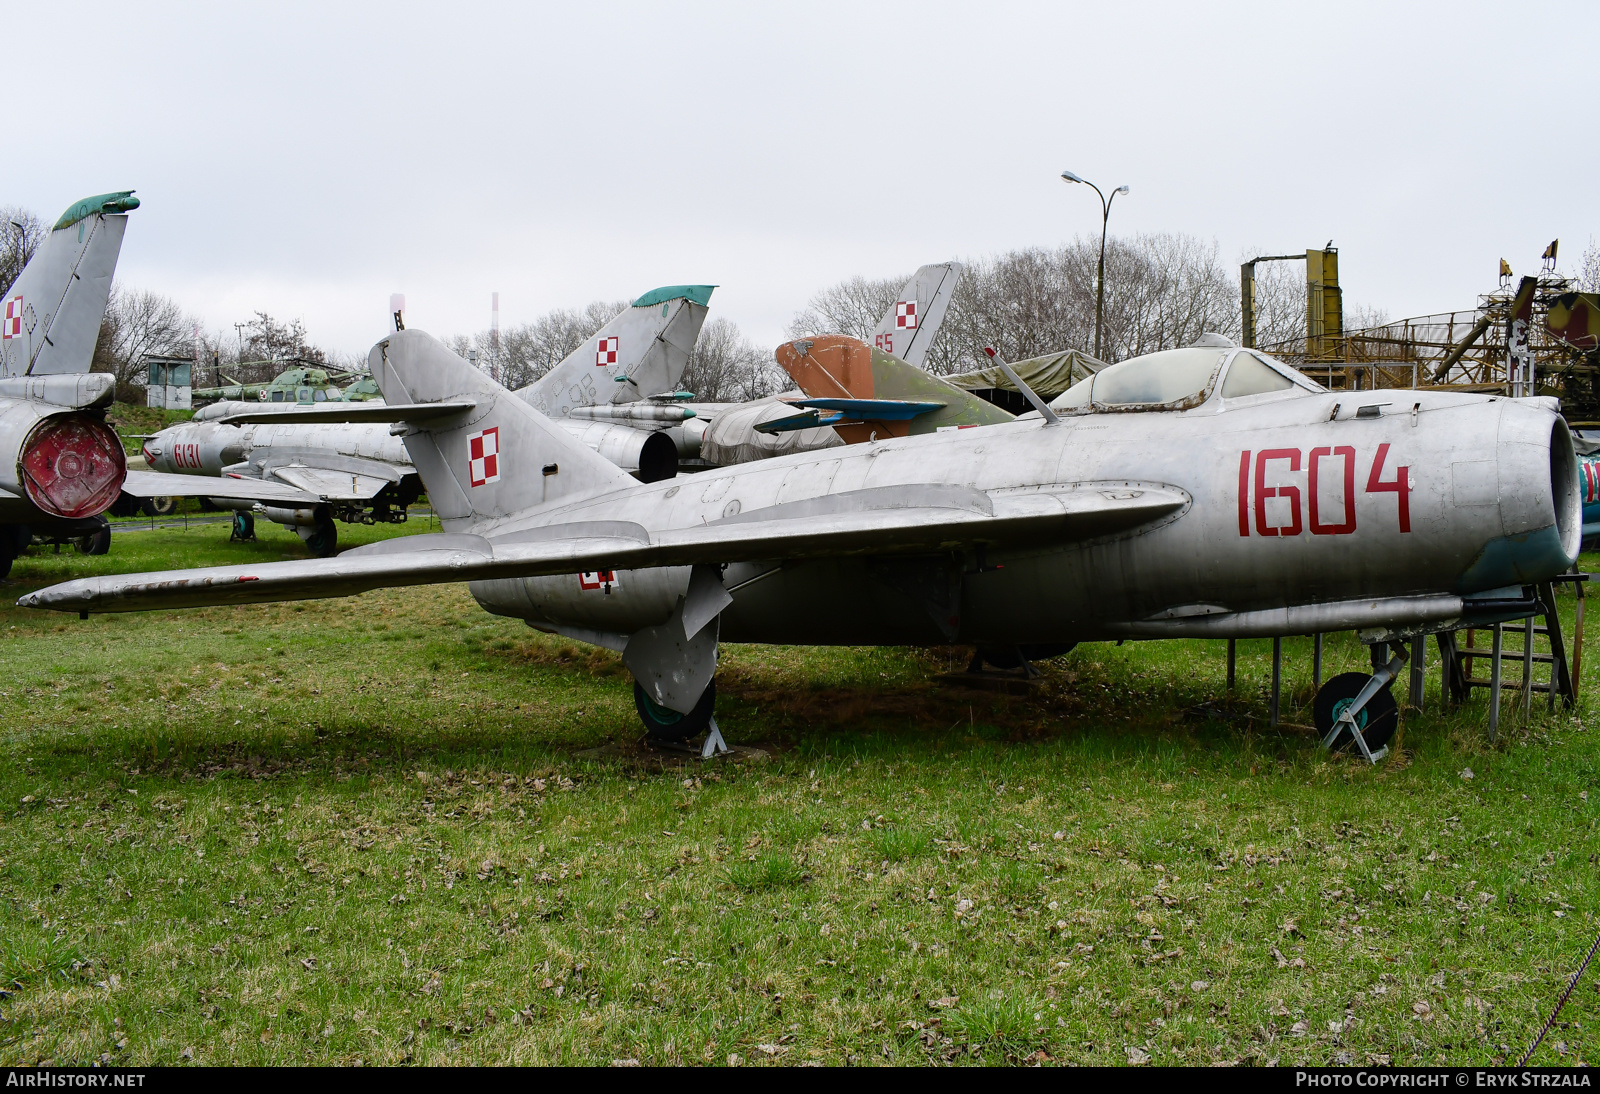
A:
1061 170 1129 361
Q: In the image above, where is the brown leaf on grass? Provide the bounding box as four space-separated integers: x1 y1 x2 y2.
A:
300 957 317 971
928 996 959 1010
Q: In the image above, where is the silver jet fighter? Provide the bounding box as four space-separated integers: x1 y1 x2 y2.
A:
0 191 314 568
139 287 714 552
25 333 1579 758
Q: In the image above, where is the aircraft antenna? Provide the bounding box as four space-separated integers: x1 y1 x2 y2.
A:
491 292 501 385
983 348 1060 425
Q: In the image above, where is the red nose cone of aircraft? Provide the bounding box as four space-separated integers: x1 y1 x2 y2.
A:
21 415 127 518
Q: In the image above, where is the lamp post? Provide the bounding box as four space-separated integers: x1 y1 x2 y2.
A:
1060 170 1129 361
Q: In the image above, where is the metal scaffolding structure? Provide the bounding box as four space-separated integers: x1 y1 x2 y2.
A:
1258 270 1600 424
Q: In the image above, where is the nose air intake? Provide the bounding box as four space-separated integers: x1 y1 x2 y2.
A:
20 414 126 518
1549 417 1581 561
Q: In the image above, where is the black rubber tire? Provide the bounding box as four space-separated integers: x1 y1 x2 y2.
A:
633 679 716 742
108 492 142 518
231 511 255 540
142 496 177 517
1313 671 1400 753
73 516 111 556
301 520 338 557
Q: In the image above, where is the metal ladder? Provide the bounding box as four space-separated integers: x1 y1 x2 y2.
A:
1437 577 1585 740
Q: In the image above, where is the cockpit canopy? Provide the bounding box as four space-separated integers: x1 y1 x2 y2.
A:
1050 346 1319 413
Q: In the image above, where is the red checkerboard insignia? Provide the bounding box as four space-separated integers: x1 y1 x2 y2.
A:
894 300 917 330
595 336 619 367
579 570 619 591
2 294 21 340
467 426 500 488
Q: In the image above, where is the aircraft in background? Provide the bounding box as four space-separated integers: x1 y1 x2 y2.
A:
678 264 967 464
30 328 1580 764
0 191 315 572
138 287 712 553
191 365 369 405
698 332 1102 464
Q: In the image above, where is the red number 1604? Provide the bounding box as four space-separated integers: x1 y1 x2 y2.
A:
1236 444 1410 537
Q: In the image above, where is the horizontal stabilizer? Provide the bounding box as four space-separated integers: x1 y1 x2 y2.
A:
789 398 945 419
22 482 1188 614
214 402 476 426
755 398 945 435
123 471 320 506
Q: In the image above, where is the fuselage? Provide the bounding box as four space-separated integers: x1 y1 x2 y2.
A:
143 416 409 479
464 383 1579 648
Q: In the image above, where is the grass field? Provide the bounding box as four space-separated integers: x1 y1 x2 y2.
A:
0 518 1597 1066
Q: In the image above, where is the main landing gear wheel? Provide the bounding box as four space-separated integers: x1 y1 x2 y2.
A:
0 523 23 578
299 519 338 557
72 516 111 556
634 679 716 743
230 512 255 542
1313 672 1400 753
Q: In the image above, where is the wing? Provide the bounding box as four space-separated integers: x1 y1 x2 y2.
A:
22 482 1188 614
213 402 476 426
122 471 320 506
266 466 391 501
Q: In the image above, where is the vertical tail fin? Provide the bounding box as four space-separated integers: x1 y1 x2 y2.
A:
371 330 633 530
517 285 714 417
1 192 138 378
775 334 1013 439
868 262 962 368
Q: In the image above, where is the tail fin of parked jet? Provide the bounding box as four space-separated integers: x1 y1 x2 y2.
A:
776 334 1012 442
370 330 633 530
517 285 714 418
2 192 138 378
868 262 961 368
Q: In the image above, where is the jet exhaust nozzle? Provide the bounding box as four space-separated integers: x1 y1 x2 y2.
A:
19 414 126 518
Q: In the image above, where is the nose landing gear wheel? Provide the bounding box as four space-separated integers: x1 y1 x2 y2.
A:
1313 671 1400 753
633 679 716 743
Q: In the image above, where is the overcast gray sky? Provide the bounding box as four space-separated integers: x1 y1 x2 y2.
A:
6 1 1596 356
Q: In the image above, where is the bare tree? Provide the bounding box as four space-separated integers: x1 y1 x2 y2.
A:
788 235 1242 376
91 285 196 389
1581 237 1600 293
680 317 783 402
787 275 907 342
0 206 45 299
458 300 627 388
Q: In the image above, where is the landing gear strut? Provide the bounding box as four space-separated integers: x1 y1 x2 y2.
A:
1312 644 1407 763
